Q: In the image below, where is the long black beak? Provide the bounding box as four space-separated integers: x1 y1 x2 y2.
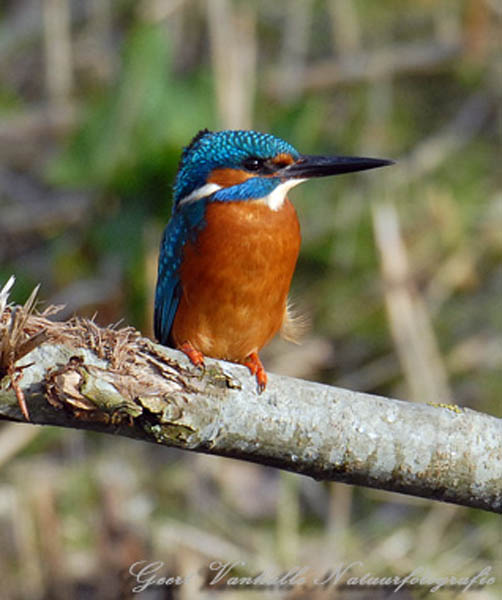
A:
282 154 394 179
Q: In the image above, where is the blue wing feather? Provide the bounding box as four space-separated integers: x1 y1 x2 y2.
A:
154 202 207 345
154 216 183 344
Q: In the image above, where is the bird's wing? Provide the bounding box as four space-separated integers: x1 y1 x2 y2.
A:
154 202 206 345
154 214 185 344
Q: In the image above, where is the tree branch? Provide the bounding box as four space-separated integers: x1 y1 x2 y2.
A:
0 279 501 514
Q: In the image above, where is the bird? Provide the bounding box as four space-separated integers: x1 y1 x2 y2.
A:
154 129 392 392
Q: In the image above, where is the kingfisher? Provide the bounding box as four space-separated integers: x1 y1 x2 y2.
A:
154 129 392 392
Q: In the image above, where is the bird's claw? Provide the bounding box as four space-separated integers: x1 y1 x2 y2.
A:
179 342 205 370
244 352 268 394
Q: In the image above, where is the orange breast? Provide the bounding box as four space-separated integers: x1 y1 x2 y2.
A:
170 199 301 362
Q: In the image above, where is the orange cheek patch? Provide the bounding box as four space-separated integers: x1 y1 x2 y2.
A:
271 153 294 167
207 168 253 187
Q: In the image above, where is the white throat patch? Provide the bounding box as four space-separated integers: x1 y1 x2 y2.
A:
260 178 307 211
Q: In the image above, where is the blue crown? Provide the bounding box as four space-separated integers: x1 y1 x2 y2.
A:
173 129 300 206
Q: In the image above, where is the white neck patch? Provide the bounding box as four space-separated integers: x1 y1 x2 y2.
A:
260 178 307 211
178 182 222 206
178 178 306 211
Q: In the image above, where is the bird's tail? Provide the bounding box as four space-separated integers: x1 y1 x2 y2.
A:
280 298 310 344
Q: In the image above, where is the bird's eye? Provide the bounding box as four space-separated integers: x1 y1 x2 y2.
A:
243 157 265 171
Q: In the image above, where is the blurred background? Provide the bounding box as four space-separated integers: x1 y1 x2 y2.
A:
0 0 501 598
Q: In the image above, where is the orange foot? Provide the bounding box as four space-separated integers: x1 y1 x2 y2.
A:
243 352 268 394
179 341 205 368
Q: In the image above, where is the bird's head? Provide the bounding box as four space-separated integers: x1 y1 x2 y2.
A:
173 129 392 211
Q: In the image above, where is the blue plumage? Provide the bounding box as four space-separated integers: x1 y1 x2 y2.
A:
154 217 183 344
212 176 280 202
154 198 207 344
173 129 299 207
